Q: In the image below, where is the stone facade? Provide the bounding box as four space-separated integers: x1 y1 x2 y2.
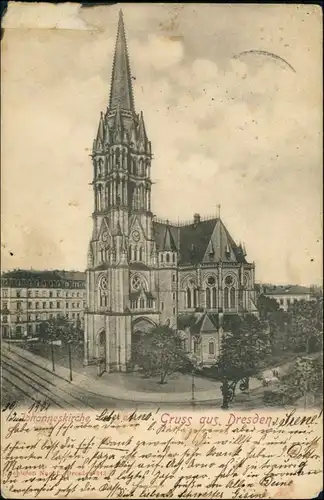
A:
84 11 257 371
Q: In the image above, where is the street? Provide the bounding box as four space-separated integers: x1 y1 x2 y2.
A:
1 343 302 411
1 345 124 410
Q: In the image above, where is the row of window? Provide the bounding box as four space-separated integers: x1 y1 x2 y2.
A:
95 152 149 178
193 339 217 356
2 301 85 310
130 298 155 310
179 338 217 356
278 297 299 306
3 311 82 323
185 286 241 309
1 289 85 299
160 253 177 264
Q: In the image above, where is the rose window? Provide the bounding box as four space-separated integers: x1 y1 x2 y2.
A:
100 277 108 290
207 276 216 287
131 275 142 290
225 275 234 286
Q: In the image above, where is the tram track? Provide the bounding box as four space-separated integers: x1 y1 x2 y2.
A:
1 351 96 409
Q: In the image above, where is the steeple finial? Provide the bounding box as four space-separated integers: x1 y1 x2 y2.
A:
109 10 134 112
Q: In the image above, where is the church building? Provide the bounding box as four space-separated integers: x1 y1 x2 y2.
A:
84 11 257 372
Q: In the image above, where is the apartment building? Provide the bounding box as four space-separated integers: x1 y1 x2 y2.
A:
1 270 85 338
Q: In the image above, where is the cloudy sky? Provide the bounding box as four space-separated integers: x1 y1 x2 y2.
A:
1 3 322 285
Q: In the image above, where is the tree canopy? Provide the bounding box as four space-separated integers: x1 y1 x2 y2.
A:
38 316 83 344
131 325 191 384
286 299 323 354
215 314 271 408
216 314 271 380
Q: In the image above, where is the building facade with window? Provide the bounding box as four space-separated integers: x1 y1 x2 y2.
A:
261 285 314 311
84 11 257 371
0 270 85 338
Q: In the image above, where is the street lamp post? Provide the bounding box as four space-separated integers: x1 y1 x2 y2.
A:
191 367 195 406
68 340 73 382
8 324 11 352
51 337 55 372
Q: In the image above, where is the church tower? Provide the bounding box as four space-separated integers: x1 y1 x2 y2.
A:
84 11 158 372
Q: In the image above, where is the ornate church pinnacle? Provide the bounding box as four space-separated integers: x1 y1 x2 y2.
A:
138 111 147 141
96 112 105 144
109 10 135 112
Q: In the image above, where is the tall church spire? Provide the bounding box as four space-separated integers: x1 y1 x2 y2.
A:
109 10 134 112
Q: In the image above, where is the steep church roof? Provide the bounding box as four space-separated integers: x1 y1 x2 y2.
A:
109 10 134 112
191 313 219 334
153 217 247 265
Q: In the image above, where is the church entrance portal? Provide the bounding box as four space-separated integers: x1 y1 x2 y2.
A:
131 317 157 369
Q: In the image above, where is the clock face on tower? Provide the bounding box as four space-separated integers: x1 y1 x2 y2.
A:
102 231 109 242
132 230 140 242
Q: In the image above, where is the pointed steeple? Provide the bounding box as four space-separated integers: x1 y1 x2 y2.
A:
162 226 177 252
109 10 134 112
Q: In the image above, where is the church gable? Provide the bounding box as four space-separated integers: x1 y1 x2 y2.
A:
98 217 112 244
202 219 246 264
178 219 216 265
129 215 146 243
153 222 179 252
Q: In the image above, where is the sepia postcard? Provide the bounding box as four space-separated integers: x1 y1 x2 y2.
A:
1 2 323 498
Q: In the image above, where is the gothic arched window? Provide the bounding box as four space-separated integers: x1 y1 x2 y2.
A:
186 287 192 308
205 275 217 309
206 287 211 309
230 287 236 308
135 187 140 209
99 276 108 307
224 287 229 309
115 148 120 169
212 287 217 308
139 247 143 262
131 274 145 291
208 340 215 355
98 158 103 177
185 278 198 309
166 253 170 263
139 159 143 176
140 298 145 309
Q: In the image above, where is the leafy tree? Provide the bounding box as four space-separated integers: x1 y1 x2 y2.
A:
215 314 271 409
287 299 323 354
131 325 191 384
266 355 323 407
38 317 73 343
257 294 280 320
